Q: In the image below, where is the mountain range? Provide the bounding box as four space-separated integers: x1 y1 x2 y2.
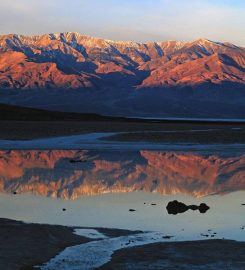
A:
0 32 244 118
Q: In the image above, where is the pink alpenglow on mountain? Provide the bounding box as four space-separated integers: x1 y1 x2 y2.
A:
0 33 245 118
0 150 244 199
0 33 244 90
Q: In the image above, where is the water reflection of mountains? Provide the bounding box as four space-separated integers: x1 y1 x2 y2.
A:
0 150 244 199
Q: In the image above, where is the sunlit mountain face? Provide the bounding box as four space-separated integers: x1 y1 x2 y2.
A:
0 33 245 118
0 33 244 90
0 150 244 199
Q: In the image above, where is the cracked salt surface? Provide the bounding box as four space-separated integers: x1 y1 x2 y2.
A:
0 132 245 153
74 228 107 239
40 230 169 270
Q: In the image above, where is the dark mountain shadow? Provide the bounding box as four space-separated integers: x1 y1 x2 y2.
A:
0 81 245 119
111 82 245 118
28 50 97 75
93 70 150 89
219 53 245 72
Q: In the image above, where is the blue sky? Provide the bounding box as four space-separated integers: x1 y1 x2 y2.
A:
0 0 244 46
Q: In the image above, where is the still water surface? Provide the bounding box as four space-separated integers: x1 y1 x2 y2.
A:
0 148 244 241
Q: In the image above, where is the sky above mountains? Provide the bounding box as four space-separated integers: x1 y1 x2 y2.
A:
0 0 244 46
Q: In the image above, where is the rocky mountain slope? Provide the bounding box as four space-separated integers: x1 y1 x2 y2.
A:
0 33 244 117
0 32 244 90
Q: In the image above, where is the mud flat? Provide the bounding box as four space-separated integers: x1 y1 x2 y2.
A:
0 218 139 270
0 119 245 141
100 128 245 144
0 218 89 270
1 218 245 270
98 240 245 270
0 103 245 142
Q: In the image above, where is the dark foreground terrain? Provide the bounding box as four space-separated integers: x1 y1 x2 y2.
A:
0 103 245 142
0 218 245 270
98 240 245 270
2 120 245 143
0 218 139 270
101 127 245 144
0 218 89 270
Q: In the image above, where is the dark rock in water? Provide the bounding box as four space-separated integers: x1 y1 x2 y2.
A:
151 204 157 206
189 205 199 211
69 159 85 163
242 204 245 206
62 208 67 211
13 191 17 195
166 200 210 215
199 203 210 213
129 209 136 212
166 201 189 215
